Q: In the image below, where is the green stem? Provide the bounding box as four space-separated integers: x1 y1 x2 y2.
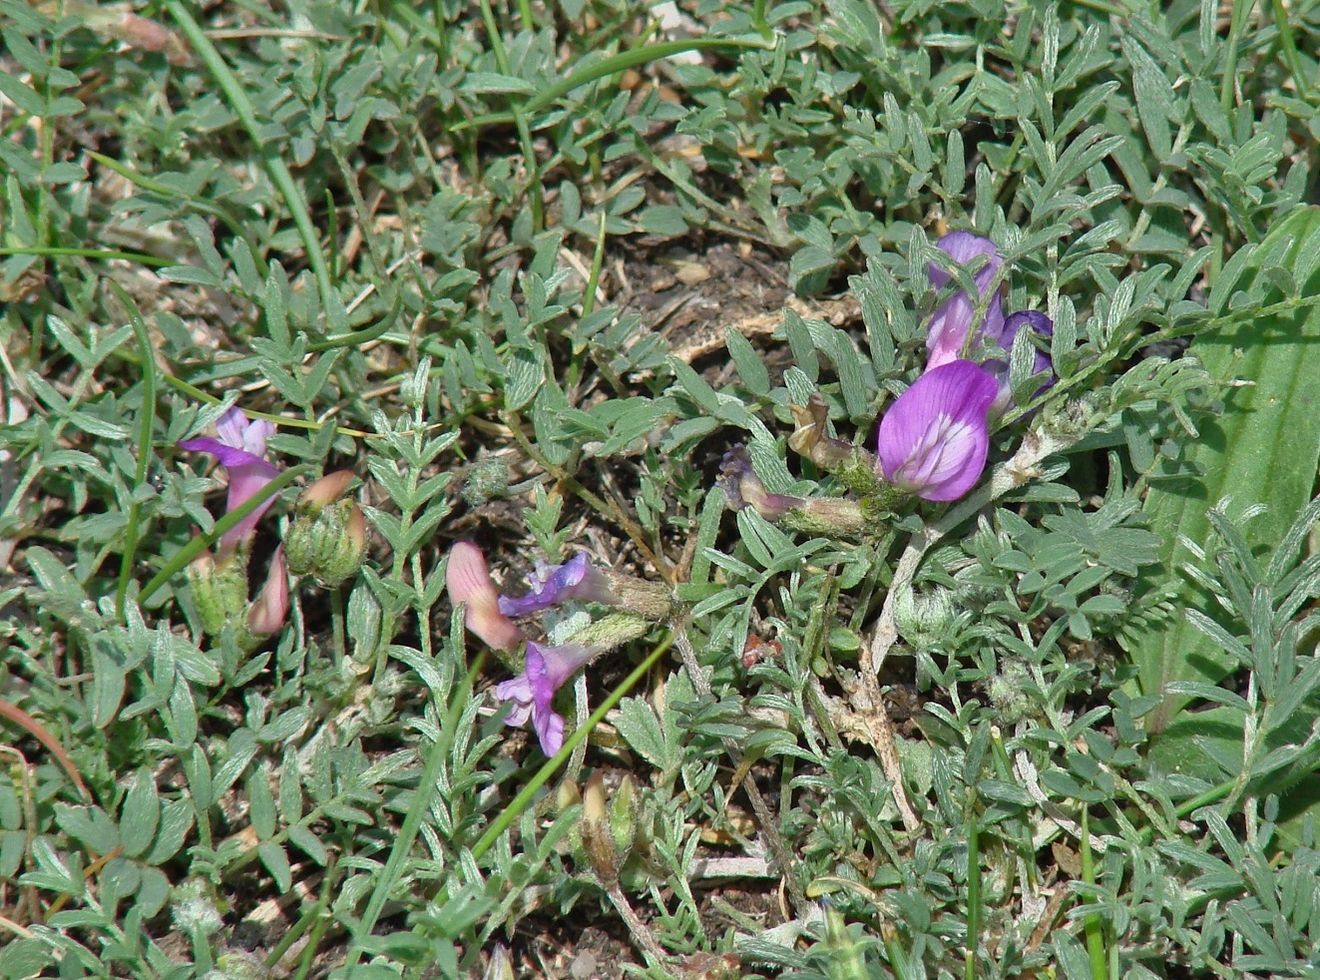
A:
138 464 311 604
105 348 374 438
0 246 171 267
453 37 771 131
964 806 981 980
162 0 340 330
110 283 158 620
344 652 485 966
1269 0 1310 98
477 0 543 231
1220 0 1257 115
581 210 608 319
291 858 340 980
306 287 403 352
470 637 670 860
85 150 260 262
1079 807 1107 980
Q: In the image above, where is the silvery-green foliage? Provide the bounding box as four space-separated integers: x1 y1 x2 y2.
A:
1 0 1318 973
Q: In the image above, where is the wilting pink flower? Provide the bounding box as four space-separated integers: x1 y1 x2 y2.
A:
717 446 805 520
493 641 594 755
926 232 1005 370
876 360 999 501
179 407 280 551
446 541 523 651
499 554 618 617
247 545 289 636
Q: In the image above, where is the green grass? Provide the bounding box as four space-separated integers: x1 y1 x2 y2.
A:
1 0 1320 976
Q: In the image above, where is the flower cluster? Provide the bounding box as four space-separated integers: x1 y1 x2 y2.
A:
878 231 1054 501
720 233 1053 533
179 406 367 647
447 542 614 756
447 542 671 756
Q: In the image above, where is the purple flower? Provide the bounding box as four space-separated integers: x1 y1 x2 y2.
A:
876 360 999 502
498 554 618 617
179 407 280 551
985 311 1055 414
493 641 595 755
926 232 1005 370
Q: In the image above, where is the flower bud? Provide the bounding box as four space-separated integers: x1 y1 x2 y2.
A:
581 772 619 886
557 779 587 861
188 549 250 637
299 470 355 512
446 542 523 651
461 457 510 506
987 661 1033 724
596 571 675 621
718 446 803 521
211 950 269 980
562 612 652 653
609 774 639 866
285 472 367 586
718 446 879 538
246 546 289 639
556 778 582 813
788 396 886 497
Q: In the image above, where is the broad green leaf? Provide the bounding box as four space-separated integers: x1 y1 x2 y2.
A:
118 770 160 859
1135 207 1320 732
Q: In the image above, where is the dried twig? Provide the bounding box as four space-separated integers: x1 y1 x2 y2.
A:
0 700 89 801
857 427 1087 833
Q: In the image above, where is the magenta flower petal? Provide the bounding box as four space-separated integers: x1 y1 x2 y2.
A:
498 554 618 617
876 360 999 502
446 541 523 651
179 408 281 549
926 232 1005 370
492 642 594 755
492 675 534 727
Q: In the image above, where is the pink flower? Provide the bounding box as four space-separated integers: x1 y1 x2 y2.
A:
493 642 594 756
925 232 1005 371
445 541 523 651
247 545 289 636
876 360 999 501
179 407 279 551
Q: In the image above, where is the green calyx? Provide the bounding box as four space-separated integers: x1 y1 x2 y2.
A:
189 552 250 637
284 498 366 587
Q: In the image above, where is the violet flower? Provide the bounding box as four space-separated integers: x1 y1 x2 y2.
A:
926 232 1005 370
493 641 594 756
985 310 1055 414
876 360 999 502
179 407 280 552
498 554 618 617
446 541 523 651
